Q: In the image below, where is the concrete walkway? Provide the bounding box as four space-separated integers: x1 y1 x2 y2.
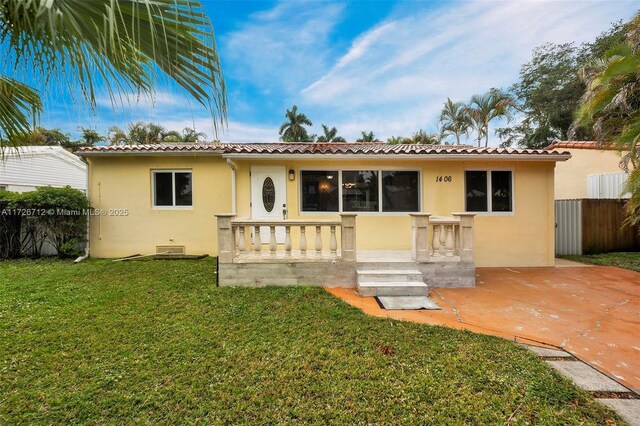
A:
327 264 640 394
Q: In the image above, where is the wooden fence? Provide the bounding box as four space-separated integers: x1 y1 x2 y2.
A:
556 199 640 255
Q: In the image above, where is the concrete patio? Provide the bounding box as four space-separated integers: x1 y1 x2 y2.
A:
328 261 640 393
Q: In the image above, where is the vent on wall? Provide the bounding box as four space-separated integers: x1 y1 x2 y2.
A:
156 245 186 255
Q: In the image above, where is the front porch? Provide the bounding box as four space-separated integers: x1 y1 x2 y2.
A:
216 213 476 289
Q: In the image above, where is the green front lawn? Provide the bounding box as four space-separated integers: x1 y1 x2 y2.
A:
0 259 621 424
563 252 640 272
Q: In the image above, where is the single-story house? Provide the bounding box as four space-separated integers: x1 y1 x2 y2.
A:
547 141 628 199
0 145 87 193
78 143 570 289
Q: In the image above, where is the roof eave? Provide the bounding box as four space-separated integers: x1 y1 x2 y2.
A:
222 153 572 161
77 150 224 157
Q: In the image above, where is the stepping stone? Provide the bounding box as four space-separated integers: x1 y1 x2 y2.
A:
597 399 640 426
547 361 629 392
376 296 440 310
520 344 573 358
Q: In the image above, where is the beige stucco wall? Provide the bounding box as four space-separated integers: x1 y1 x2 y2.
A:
87 155 556 267
87 155 231 258
233 157 555 267
554 148 623 199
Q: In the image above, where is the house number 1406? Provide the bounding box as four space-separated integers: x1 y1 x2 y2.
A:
435 176 452 182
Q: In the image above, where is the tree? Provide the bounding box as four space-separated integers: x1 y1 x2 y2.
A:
179 128 208 143
0 0 226 150
574 12 640 227
107 122 206 144
439 98 471 144
279 105 313 142
78 127 105 147
387 130 442 145
467 89 516 147
316 125 346 142
356 131 380 142
11 127 70 146
501 21 627 148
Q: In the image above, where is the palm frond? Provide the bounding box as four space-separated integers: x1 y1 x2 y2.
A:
0 76 42 149
0 0 226 134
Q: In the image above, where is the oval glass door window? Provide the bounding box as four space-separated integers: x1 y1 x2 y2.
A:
262 177 275 212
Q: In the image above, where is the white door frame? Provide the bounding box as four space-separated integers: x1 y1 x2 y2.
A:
250 166 287 243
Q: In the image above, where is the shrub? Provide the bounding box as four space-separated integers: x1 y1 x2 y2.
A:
0 187 88 259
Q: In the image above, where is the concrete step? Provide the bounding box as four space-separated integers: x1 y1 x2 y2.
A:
356 262 419 271
357 269 423 283
357 281 429 297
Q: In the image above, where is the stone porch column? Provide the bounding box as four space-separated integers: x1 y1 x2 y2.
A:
410 213 432 262
215 214 236 263
339 214 357 262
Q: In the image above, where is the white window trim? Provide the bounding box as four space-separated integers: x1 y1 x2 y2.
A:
151 169 193 210
298 167 422 215
464 168 515 216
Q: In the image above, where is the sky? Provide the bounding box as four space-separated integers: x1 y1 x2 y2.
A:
23 0 640 145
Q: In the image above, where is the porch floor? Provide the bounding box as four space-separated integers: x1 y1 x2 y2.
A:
234 249 416 263
357 250 413 263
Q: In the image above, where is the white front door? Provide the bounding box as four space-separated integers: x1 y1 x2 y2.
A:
250 166 287 243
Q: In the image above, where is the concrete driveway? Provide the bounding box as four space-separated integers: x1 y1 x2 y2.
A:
328 262 640 393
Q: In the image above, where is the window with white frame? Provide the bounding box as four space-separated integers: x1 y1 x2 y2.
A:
300 170 420 213
465 170 512 213
153 170 192 207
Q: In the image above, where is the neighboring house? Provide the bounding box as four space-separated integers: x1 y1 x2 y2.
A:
0 146 87 257
78 143 569 289
0 146 87 193
548 141 638 255
547 141 628 200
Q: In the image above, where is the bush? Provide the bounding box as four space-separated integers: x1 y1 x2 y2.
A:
0 187 88 259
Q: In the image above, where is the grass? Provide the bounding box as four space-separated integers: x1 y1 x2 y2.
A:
0 259 622 424
563 252 640 272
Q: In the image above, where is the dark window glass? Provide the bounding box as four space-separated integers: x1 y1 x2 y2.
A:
301 171 339 212
154 172 173 206
174 172 192 206
491 171 512 212
382 171 419 212
342 170 378 212
465 171 487 212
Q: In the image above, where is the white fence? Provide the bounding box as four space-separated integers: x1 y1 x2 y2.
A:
587 172 629 199
555 200 582 255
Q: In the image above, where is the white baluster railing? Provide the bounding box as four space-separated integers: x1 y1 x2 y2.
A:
410 213 475 263
216 214 357 263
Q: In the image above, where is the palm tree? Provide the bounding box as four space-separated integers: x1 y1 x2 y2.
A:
356 131 380 142
386 131 442 145
439 98 471 144
467 89 516 147
411 129 442 144
575 11 640 226
107 122 207 144
180 128 208 143
279 105 313 142
316 125 346 142
0 0 226 150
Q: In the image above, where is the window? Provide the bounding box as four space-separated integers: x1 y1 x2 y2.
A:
300 169 420 213
382 171 419 212
0 185 7 191
153 170 192 207
342 170 379 212
465 170 512 213
301 171 339 212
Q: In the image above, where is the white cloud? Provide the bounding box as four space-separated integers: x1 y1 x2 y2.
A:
220 2 345 94
300 0 637 144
